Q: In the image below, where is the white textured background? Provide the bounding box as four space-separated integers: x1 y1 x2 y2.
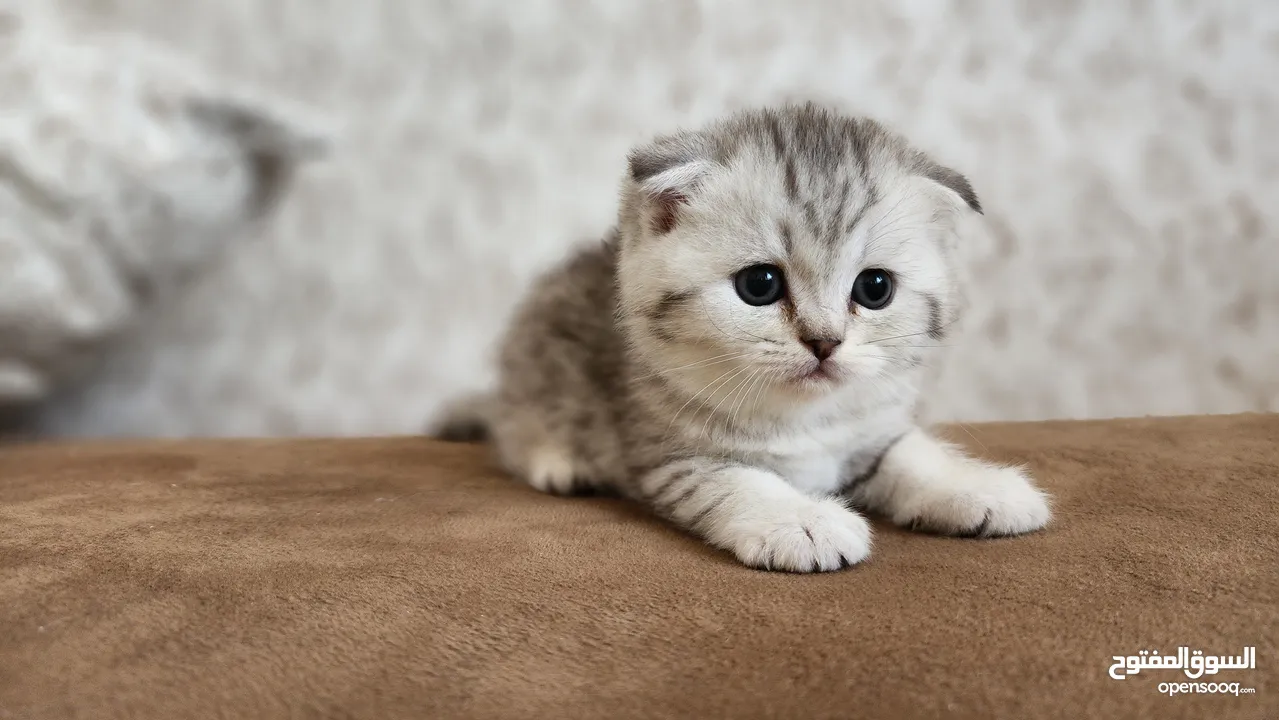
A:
23 0 1279 437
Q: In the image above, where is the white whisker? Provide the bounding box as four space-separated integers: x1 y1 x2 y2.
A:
696 365 756 455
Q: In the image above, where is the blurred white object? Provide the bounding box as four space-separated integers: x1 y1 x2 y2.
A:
0 3 326 404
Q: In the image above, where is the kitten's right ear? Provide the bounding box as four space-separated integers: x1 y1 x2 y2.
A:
627 133 714 235
914 156 982 215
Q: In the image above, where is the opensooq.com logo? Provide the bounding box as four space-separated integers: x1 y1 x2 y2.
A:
1108 646 1259 697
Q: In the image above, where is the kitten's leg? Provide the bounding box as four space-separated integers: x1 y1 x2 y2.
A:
848 428 1051 537
493 438 611 496
640 458 872 572
489 409 610 496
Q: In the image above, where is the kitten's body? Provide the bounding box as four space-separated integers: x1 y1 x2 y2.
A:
434 104 1050 572
489 236 909 495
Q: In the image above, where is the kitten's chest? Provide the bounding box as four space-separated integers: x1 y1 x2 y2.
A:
733 411 910 496
768 450 847 496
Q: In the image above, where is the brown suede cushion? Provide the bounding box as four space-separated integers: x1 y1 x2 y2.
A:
1 415 1276 719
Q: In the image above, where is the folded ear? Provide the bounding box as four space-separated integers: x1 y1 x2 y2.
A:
627 133 715 234
186 96 331 215
914 156 982 215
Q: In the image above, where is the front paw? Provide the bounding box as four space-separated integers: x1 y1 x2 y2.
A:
719 497 873 573
892 466 1051 538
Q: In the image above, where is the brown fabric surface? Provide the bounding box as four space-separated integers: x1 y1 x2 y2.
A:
1 415 1276 720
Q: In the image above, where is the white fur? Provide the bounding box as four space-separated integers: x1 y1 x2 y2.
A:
716 492 873 573
851 429 1052 536
526 445 579 495
641 461 873 572
638 159 716 199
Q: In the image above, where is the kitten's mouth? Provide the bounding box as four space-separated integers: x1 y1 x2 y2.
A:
797 362 836 383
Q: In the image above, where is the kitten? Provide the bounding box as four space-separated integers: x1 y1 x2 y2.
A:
431 103 1050 572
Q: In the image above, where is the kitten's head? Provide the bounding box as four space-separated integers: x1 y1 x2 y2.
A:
615 103 980 413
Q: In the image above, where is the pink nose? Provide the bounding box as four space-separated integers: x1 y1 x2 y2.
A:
803 338 842 361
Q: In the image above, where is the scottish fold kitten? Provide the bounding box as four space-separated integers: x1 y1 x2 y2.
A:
431 103 1050 572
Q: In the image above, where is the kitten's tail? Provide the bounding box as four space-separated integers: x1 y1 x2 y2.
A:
425 392 497 443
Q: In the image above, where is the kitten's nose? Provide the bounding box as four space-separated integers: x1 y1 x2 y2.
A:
803 338 842 361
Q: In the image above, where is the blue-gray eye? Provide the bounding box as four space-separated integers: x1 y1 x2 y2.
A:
851 269 894 310
734 264 786 306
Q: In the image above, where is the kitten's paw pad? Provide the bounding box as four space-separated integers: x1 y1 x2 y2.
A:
894 466 1051 538
726 498 872 573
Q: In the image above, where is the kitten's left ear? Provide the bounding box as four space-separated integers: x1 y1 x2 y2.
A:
627 132 715 234
915 157 982 215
